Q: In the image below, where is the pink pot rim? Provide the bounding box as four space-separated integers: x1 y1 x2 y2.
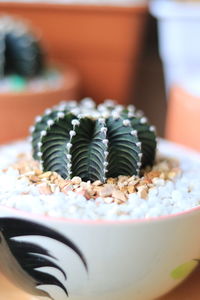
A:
0 2 148 14
1 202 200 226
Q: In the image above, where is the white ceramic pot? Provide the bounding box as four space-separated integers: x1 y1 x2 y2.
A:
150 0 200 93
0 203 200 300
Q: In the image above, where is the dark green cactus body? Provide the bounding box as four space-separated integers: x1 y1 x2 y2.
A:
0 16 44 77
31 99 157 182
32 110 66 160
121 110 156 168
41 113 75 179
70 118 107 182
106 117 141 178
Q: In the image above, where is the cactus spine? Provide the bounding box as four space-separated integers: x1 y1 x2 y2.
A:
31 99 157 182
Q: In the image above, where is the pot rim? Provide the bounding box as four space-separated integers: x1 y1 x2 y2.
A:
1 202 200 226
0 2 148 14
150 0 200 19
0 63 80 99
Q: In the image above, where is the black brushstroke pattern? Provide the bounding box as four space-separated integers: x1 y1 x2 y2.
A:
11 240 66 279
0 217 88 299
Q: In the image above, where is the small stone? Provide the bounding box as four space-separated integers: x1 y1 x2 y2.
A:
159 172 166 180
92 185 102 194
119 185 128 193
38 184 52 195
127 185 136 194
104 197 113 204
112 189 127 202
137 186 148 199
50 184 57 193
61 184 73 194
49 172 59 183
71 176 82 185
118 175 129 183
58 179 69 189
152 178 165 186
107 178 117 184
145 171 161 181
92 180 103 186
39 171 52 179
34 169 42 176
99 184 114 197
29 175 40 183
83 190 93 200
167 171 177 180
136 179 150 187
128 176 140 185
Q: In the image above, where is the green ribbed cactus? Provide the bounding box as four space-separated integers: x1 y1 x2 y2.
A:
0 15 44 77
31 99 157 182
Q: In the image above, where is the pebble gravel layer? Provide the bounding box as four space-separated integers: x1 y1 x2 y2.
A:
0 139 199 221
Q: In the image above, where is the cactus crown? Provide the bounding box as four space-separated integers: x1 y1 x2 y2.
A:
0 15 44 77
31 99 157 183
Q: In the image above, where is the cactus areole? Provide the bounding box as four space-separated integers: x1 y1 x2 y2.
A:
31 99 157 183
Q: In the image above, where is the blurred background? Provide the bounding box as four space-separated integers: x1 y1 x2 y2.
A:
0 0 199 152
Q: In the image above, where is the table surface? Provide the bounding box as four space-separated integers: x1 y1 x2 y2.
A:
1 266 200 300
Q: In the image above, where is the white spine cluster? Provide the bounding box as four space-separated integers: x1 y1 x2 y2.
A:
29 126 34 134
47 119 54 127
123 119 131 127
97 118 109 181
99 118 106 124
122 116 143 176
57 112 65 119
127 104 135 113
140 117 148 124
44 108 52 115
131 130 138 137
100 127 107 134
150 125 156 132
66 118 80 178
102 139 108 146
81 97 96 109
112 111 120 120
35 115 42 123
104 99 116 107
37 117 57 166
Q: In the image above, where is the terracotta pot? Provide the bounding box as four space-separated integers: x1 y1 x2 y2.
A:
0 3 148 104
0 65 80 144
165 85 200 152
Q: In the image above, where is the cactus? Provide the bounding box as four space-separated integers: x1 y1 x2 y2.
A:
31 99 157 182
0 16 44 77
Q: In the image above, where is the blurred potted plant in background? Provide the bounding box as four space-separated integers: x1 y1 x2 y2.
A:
0 15 81 144
0 0 148 104
150 0 200 93
150 0 200 151
166 79 200 152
